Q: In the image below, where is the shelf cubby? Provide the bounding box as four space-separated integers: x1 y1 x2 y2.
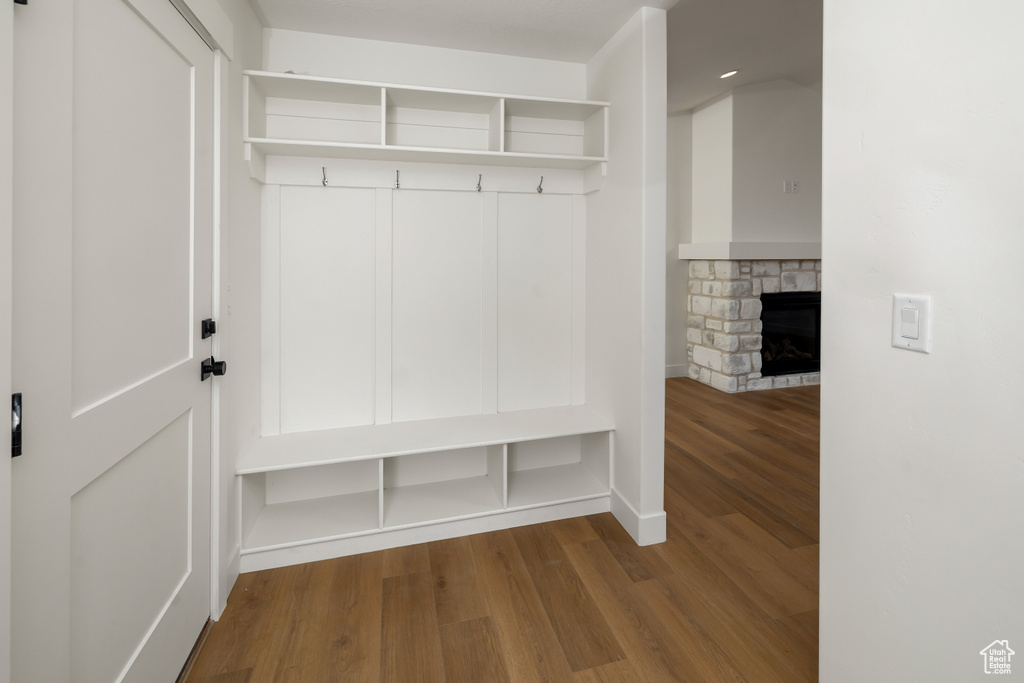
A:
507 432 610 508
504 97 607 158
383 444 505 527
385 87 499 152
244 490 380 552
245 71 382 146
241 458 381 552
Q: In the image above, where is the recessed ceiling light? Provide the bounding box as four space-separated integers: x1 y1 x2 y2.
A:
720 70 739 79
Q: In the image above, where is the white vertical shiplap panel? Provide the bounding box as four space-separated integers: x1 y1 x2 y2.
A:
571 195 587 405
497 193 573 412
481 192 499 415
260 185 281 436
374 189 393 425
279 186 376 433
392 190 483 422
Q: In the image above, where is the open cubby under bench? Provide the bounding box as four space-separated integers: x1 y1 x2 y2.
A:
237 406 614 572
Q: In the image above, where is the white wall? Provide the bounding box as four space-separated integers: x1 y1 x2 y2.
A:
213 0 263 616
586 7 667 544
690 94 733 244
732 80 821 243
666 113 691 377
689 80 821 247
820 0 1024 680
263 29 586 100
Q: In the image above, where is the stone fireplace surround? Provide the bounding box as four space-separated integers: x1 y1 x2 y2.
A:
686 259 821 392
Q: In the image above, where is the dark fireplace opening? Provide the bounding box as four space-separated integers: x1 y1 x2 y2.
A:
760 292 821 376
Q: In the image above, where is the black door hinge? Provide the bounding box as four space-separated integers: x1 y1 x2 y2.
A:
12 393 22 458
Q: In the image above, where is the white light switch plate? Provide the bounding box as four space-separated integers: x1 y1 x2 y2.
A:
892 294 931 353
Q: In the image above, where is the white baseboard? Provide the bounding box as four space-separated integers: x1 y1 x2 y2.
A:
223 545 241 617
239 496 611 573
665 363 688 378
610 488 667 545
211 545 241 621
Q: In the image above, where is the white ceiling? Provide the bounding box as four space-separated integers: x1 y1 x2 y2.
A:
249 0 821 114
667 0 822 113
249 0 678 63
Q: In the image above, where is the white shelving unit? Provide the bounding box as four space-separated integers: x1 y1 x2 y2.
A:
238 407 613 570
243 70 609 175
239 69 616 572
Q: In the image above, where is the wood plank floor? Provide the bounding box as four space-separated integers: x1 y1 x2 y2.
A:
185 378 819 682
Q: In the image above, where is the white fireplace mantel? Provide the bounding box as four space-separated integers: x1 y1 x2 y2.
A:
678 241 821 261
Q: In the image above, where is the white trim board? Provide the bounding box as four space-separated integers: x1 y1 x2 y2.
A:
678 241 822 260
248 139 605 170
665 364 688 379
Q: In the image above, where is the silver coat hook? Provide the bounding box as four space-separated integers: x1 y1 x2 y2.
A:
322 167 328 186
477 174 482 192
537 176 544 193
395 170 400 190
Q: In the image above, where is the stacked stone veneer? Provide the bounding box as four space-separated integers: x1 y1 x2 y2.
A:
686 259 821 392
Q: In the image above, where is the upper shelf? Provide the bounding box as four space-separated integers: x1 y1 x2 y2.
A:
237 405 614 475
245 139 606 170
243 70 609 173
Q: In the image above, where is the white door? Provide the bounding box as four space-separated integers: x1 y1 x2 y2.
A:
11 0 215 680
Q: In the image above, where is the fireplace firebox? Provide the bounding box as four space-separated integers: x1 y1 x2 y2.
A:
760 292 821 376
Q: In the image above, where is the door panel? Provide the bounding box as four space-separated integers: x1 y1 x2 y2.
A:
71 411 192 683
71 0 195 413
